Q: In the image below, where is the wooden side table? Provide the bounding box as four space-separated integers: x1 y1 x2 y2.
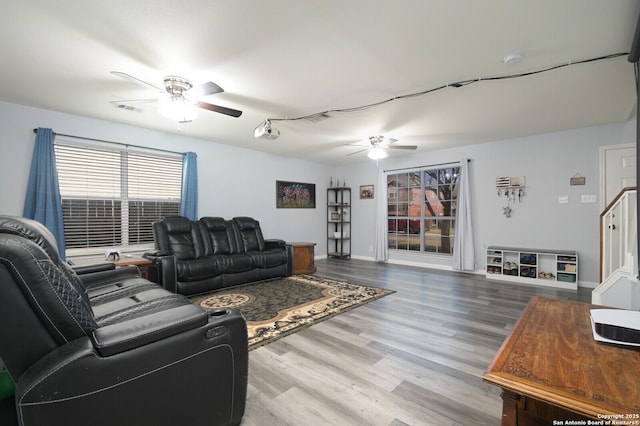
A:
290 242 316 275
71 255 152 280
113 256 152 279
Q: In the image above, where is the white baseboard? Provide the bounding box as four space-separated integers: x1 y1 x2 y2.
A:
318 254 597 289
343 254 485 275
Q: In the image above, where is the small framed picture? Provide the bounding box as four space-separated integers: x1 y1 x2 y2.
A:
359 185 374 199
330 211 341 221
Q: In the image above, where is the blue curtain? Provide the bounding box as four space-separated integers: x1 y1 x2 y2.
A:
180 152 198 220
23 128 66 259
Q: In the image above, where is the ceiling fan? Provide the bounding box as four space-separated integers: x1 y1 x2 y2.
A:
110 71 243 122
347 135 417 159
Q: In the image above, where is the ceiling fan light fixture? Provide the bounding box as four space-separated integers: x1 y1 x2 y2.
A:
159 96 198 122
367 146 388 160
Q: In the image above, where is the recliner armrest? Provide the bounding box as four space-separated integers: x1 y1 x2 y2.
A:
285 243 293 276
91 303 209 356
143 250 171 258
143 251 178 293
264 239 286 249
77 265 141 288
72 262 115 275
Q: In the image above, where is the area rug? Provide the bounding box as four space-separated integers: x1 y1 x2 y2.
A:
190 275 394 349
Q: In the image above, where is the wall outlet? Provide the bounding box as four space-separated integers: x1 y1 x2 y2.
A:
581 194 596 203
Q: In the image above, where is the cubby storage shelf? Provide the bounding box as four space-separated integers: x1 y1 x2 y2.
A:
486 246 578 290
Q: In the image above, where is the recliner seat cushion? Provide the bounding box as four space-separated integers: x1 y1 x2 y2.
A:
251 249 288 268
176 256 230 281
227 253 254 272
93 289 192 326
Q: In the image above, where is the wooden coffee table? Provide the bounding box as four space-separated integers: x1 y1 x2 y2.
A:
483 296 640 425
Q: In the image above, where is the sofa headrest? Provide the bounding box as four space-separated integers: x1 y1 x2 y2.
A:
199 217 227 231
158 217 193 234
232 217 259 230
0 216 60 262
232 217 264 252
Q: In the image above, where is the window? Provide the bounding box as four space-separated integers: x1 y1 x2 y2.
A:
54 140 182 252
387 164 460 254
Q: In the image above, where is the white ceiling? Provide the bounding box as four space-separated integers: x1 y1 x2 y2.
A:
1 1 638 165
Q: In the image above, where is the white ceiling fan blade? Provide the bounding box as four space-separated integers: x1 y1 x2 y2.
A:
110 98 159 105
111 71 163 93
196 81 224 97
346 148 369 156
388 145 417 150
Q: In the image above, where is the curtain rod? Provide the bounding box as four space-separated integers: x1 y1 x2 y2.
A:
33 128 185 156
384 159 470 173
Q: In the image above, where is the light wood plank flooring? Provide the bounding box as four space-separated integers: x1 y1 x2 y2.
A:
241 258 591 426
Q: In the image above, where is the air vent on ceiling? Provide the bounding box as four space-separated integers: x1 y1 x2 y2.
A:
114 103 142 112
304 112 331 123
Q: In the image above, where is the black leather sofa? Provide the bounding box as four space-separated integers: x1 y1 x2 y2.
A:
0 216 248 426
146 216 292 296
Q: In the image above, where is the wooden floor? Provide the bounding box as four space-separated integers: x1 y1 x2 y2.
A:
241 258 592 426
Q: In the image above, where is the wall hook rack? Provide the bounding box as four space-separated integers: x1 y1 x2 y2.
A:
496 176 526 218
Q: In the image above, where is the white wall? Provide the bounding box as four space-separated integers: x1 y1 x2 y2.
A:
336 120 637 286
0 101 331 245
1 100 635 286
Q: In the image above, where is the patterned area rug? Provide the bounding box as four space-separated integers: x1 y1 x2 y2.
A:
190 275 394 349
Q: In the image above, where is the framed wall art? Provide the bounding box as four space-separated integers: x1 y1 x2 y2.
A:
359 184 374 199
276 180 316 208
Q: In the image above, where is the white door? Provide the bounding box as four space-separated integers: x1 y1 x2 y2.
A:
601 143 636 208
599 143 637 280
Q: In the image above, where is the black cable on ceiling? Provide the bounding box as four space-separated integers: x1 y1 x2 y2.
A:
267 52 629 123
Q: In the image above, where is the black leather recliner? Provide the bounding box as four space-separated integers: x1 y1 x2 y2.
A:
0 216 248 426
146 216 292 296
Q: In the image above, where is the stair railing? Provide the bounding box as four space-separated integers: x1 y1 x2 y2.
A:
600 186 637 283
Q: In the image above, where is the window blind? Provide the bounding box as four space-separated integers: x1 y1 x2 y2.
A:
54 141 182 250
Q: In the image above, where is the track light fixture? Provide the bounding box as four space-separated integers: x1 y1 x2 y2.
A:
254 52 626 140
254 119 280 139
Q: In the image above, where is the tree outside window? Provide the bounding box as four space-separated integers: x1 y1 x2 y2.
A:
387 165 459 254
